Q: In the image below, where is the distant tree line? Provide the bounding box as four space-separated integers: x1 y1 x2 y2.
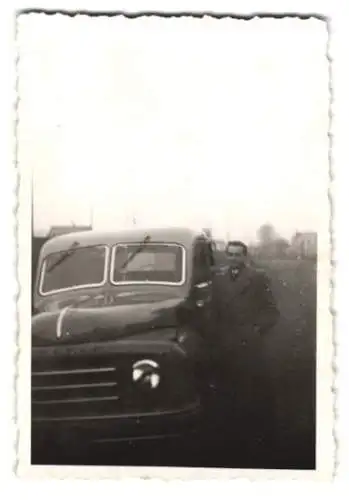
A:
249 224 317 259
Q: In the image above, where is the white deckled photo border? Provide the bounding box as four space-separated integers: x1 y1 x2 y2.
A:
14 12 334 481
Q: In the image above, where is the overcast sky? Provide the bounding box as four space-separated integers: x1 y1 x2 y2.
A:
18 15 329 242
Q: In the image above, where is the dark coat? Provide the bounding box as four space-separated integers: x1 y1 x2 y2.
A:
211 264 280 431
213 264 280 345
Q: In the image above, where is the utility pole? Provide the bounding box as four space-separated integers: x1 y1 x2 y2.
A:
31 169 35 237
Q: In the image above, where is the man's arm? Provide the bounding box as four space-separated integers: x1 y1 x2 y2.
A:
253 271 280 334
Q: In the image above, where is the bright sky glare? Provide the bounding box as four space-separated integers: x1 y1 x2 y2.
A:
18 16 329 242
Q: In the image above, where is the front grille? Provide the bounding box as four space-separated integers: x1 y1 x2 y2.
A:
31 355 139 421
32 346 198 422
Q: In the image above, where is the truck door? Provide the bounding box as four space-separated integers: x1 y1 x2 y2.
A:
191 240 214 337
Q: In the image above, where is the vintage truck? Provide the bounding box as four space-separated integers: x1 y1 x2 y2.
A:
31 227 219 458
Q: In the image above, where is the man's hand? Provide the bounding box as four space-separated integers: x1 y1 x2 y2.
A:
254 271 280 333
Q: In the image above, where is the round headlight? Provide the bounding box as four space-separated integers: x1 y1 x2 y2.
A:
132 359 160 389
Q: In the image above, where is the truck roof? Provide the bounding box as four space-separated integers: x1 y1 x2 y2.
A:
39 227 208 256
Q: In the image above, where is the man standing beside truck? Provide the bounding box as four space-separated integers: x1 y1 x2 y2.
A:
212 240 280 465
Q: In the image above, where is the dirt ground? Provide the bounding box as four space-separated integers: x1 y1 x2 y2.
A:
258 258 317 469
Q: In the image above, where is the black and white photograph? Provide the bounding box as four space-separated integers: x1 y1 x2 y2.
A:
16 13 333 479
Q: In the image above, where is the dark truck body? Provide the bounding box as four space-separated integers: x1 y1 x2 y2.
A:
31 227 218 454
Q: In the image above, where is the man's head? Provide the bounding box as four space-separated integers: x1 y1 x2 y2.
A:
225 240 248 269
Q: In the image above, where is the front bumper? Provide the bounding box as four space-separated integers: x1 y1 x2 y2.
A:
32 399 202 450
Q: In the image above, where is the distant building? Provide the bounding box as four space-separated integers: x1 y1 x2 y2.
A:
289 231 317 257
47 225 92 239
248 238 290 259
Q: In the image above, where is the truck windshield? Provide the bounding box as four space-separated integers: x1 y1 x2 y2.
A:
111 243 185 285
39 245 108 295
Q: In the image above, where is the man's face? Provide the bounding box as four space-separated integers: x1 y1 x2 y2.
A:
226 244 246 269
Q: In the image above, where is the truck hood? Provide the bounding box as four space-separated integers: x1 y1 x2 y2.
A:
32 291 189 347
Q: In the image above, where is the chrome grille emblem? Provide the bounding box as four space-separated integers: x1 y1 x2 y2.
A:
132 359 160 389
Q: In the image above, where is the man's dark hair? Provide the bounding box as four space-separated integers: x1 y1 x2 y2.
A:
226 240 248 256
